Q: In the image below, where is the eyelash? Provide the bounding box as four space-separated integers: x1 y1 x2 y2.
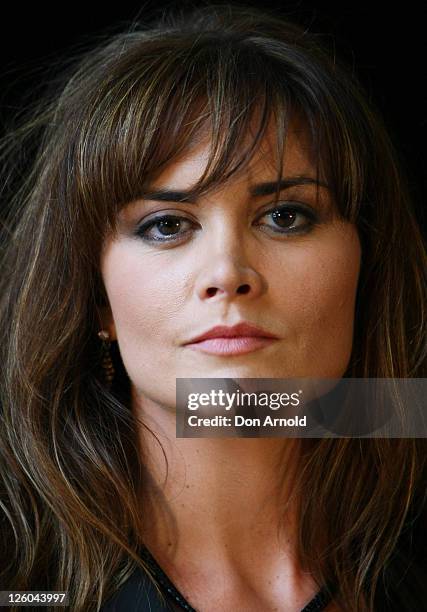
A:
134 202 319 244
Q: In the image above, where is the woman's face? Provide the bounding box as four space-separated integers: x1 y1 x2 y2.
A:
100 121 361 410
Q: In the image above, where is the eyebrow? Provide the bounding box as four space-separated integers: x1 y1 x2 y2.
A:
140 176 330 203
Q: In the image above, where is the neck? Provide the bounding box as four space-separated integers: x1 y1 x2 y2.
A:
132 391 322 610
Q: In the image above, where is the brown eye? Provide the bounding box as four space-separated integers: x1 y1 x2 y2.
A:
271 208 298 228
136 215 194 242
156 217 182 236
134 201 319 245
257 202 318 235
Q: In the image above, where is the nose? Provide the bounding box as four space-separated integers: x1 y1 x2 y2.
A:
195 248 265 302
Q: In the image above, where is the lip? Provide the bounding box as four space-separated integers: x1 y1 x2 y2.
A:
185 336 277 356
183 322 279 356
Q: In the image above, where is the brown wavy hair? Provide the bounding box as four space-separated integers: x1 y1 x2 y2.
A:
0 3 426 610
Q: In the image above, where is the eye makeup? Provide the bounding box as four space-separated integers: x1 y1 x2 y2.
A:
133 200 321 245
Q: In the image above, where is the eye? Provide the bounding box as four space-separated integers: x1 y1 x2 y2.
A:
135 215 194 243
256 202 318 235
134 202 319 244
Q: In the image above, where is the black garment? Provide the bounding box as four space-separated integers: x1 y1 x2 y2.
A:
101 547 331 612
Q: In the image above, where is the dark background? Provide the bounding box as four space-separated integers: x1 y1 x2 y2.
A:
1 1 425 235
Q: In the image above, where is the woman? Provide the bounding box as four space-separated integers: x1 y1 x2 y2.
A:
0 4 426 611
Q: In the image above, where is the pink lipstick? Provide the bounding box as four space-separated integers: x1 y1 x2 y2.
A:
184 322 278 356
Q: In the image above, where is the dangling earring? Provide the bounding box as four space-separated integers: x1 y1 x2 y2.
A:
98 330 115 389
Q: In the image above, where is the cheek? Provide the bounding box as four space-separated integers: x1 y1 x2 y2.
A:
100 243 187 344
270 226 361 354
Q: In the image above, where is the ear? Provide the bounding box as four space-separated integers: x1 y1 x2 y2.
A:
97 304 117 341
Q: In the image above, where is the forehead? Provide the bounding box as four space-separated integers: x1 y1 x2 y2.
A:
149 115 318 190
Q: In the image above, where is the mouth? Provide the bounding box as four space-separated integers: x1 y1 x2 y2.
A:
184 335 278 356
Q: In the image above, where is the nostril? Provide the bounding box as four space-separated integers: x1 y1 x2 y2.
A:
237 284 250 294
205 284 250 297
